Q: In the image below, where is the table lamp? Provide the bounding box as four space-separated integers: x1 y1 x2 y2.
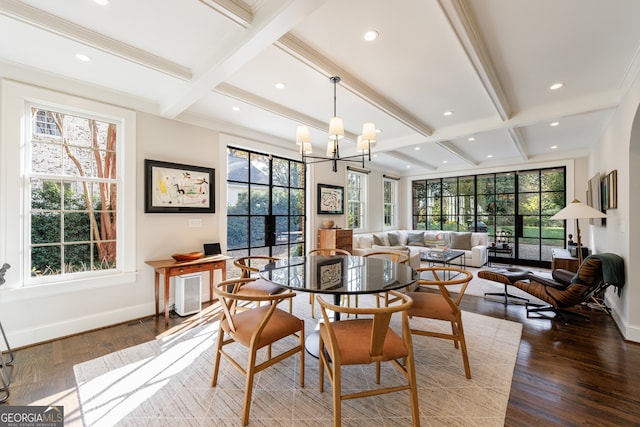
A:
550 199 606 264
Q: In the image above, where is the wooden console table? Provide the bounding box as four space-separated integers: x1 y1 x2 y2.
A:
145 255 231 326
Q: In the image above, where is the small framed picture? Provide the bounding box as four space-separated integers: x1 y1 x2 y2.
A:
317 184 344 214
144 159 215 213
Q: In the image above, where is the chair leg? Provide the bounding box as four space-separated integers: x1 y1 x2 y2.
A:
457 320 472 379
211 327 225 387
333 364 342 427
242 347 259 426
0 322 14 365
406 351 420 426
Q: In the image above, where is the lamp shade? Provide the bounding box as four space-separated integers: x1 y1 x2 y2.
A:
329 117 344 139
361 122 376 147
356 135 369 154
296 125 310 144
550 199 607 220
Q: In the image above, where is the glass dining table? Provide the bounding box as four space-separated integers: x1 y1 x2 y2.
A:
259 255 417 357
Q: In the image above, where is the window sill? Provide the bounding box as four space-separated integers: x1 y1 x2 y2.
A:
0 271 138 303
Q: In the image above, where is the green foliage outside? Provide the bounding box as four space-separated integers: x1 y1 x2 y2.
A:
31 181 109 275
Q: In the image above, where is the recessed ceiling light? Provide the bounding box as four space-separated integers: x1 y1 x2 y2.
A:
549 82 564 90
443 160 448 164
468 137 475 141
414 147 421 151
487 154 493 158
443 111 454 116
406 165 411 169
550 121 560 127
364 30 379 41
75 53 91 62
373 154 378 158
93 0 111 5
232 106 240 112
551 145 558 149
275 82 285 89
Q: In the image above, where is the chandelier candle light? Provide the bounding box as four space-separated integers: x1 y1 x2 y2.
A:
296 76 376 172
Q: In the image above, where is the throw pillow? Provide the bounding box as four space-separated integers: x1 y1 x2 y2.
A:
373 233 390 246
358 235 373 249
450 232 472 250
407 231 425 246
387 231 403 246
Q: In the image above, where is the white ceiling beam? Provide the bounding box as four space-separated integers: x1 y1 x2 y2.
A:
436 141 478 166
438 0 511 121
161 0 328 118
276 34 434 137
215 82 359 141
392 91 619 151
0 0 192 80
383 151 437 171
506 127 529 160
197 0 253 28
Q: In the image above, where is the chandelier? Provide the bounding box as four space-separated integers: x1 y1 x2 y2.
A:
295 76 376 172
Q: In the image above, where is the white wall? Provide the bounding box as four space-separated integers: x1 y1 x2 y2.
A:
0 85 226 347
589 67 640 341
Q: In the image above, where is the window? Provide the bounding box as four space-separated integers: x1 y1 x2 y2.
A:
28 107 118 278
347 170 367 230
383 178 397 228
226 147 305 260
1 80 136 287
411 166 565 267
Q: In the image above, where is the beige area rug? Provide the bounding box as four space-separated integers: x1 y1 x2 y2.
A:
74 293 523 426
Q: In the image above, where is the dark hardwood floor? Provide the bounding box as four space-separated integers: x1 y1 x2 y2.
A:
2 294 639 426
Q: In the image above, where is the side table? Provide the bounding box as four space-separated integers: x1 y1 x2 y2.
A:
145 255 231 327
487 244 513 267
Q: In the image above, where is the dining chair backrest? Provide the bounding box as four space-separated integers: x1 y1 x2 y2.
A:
362 250 409 264
234 256 279 278
308 248 351 256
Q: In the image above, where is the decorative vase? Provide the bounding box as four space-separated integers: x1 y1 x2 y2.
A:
321 220 335 229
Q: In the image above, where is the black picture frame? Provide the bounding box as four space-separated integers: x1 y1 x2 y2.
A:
317 184 344 214
144 159 215 213
316 257 344 290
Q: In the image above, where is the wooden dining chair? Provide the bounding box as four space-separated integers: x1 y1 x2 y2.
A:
307 248 351 318
406 266 473 379
362 250 411 307
233 255 292 313
316 290 420 427
212 278 305 426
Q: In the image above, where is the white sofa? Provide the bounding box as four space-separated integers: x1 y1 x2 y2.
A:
352 229 488 268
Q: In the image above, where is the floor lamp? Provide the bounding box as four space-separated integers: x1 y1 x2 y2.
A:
550 199 607 264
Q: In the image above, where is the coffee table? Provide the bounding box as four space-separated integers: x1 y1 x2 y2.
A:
420 249 465 279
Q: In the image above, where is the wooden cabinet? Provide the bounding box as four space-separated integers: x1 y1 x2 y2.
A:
551 248 580 273
317 228 353 253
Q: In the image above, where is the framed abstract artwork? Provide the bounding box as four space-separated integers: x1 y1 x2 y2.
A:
144 159 215 213
317 184 344 214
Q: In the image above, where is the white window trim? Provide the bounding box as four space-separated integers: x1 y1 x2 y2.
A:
383 178 397 230
347 170 367 231
1 80 136 289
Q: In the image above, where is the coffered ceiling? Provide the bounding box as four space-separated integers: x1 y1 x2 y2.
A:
1 0 639 175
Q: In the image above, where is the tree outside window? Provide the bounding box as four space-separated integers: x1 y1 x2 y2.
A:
28 107 117 277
